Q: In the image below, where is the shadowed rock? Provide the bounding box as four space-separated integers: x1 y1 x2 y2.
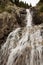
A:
30 7 43 25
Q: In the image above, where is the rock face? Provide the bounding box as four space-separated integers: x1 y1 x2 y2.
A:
30 7 43 25
0 11 19 47
16 9 27 27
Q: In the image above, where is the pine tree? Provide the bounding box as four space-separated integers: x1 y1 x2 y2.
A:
15 0 19 5
40 0 43 3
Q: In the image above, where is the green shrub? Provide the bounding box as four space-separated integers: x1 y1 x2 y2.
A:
40 6 43 12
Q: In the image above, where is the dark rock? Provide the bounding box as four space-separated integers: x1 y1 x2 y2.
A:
0 19 3 28
30 7 43 25
19 9 27 14
16 9 27 27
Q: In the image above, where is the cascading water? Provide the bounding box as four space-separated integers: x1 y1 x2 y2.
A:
0 9 43 65
26 9 32 27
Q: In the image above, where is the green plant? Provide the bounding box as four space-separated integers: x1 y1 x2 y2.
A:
0 4 5 13
18 1 29 8
40 6 43 12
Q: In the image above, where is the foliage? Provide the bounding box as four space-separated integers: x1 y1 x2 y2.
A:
10 0 19 4
10 0 29 8
15 0 19 5
18 1 29 8
40 6 43 12
0 4 5 13
40 0 43 3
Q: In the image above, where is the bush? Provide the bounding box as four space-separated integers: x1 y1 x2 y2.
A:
40 6 43 12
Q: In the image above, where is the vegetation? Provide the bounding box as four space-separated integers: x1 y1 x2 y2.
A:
40 5 43 12
10 0 29 8
40 0 43 3
18 1 29 8
15 0 19 5
0 0 43 13
37 0 43 13
0 4 5 13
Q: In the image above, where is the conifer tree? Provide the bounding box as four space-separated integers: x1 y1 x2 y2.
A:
15 0 19 5
40 0 43 3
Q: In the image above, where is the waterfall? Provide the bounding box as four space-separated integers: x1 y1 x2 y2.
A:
0 9 43 65
26 9 32 27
